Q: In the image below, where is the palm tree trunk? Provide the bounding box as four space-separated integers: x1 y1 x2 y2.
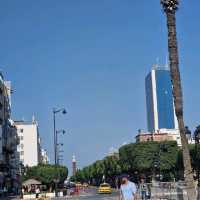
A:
166 11 197 200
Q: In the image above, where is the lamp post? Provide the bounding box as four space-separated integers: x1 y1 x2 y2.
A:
53 108 66 165
58 154 64 165
56 130 65 165
53 108 66 197
153 144 168 182
57 143 64 165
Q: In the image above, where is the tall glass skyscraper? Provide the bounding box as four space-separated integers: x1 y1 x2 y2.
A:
145 65 178 132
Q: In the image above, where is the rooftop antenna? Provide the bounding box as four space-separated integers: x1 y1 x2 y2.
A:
152 57 160 70
156 57 160 68
32 115 36 123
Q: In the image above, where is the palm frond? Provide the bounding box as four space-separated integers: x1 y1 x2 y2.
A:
161 0 179 12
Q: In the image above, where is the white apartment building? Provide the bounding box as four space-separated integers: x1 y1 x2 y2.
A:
14 118 41 167
41 148 49 164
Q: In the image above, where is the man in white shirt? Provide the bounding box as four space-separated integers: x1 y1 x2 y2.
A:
119 174 137 200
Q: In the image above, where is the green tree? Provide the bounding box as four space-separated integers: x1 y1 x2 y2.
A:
72 141 183 184
119 141 178 181
103 155 121 186
23 164 68 185
72 155 121 186
119 142 158 174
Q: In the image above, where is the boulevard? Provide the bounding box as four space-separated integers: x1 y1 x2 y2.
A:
51 188 119 200
53 194 118 200
0 0 199 200
6 192 119 200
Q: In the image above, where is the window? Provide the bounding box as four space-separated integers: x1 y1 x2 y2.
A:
21 144 24 149
20 136 23 140
20 129 23 133
0 103 3 110
20 151 24 156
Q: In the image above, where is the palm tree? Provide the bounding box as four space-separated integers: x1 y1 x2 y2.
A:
161 0 196 199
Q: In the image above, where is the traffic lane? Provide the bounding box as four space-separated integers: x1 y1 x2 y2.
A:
82 191 119 199
53 191 119 200
54 195 118 200
78 194 118 199
84 187 119 194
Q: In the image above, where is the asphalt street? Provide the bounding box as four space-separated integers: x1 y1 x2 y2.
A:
53 193 118 200
52 189 119 200
4 188 119 200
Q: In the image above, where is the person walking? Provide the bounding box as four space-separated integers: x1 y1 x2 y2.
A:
119 174 138 200
139 178 148 200
35 186 40 199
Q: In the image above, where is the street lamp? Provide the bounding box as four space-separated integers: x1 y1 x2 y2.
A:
57 143 64 146
153 144 168 182
53 108 66 165
53 108 67 197
56 130 66 135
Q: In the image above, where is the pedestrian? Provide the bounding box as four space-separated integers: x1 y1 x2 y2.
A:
119 174 138 200
35 186 40 199
20 187 24 199
139 178 148 200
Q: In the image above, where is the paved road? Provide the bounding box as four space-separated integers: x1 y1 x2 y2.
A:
53 189 119 200
6 188 119 200
53 194 118 200
6 194 118 200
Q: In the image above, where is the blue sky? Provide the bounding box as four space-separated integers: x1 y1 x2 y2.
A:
0 0 199 173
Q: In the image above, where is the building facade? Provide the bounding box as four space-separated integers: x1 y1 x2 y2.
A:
145 65 178 132
41 148 49 164
136 129 182 146
0 74 19 192
14 119 42 167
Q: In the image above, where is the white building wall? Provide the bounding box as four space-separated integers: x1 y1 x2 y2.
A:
41 148 49 164
159 128 181 146
151 69 159 131
16 123 39 167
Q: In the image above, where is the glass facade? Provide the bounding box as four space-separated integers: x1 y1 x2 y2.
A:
145 67 175 132
145 73 155 132
155 69 175 129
